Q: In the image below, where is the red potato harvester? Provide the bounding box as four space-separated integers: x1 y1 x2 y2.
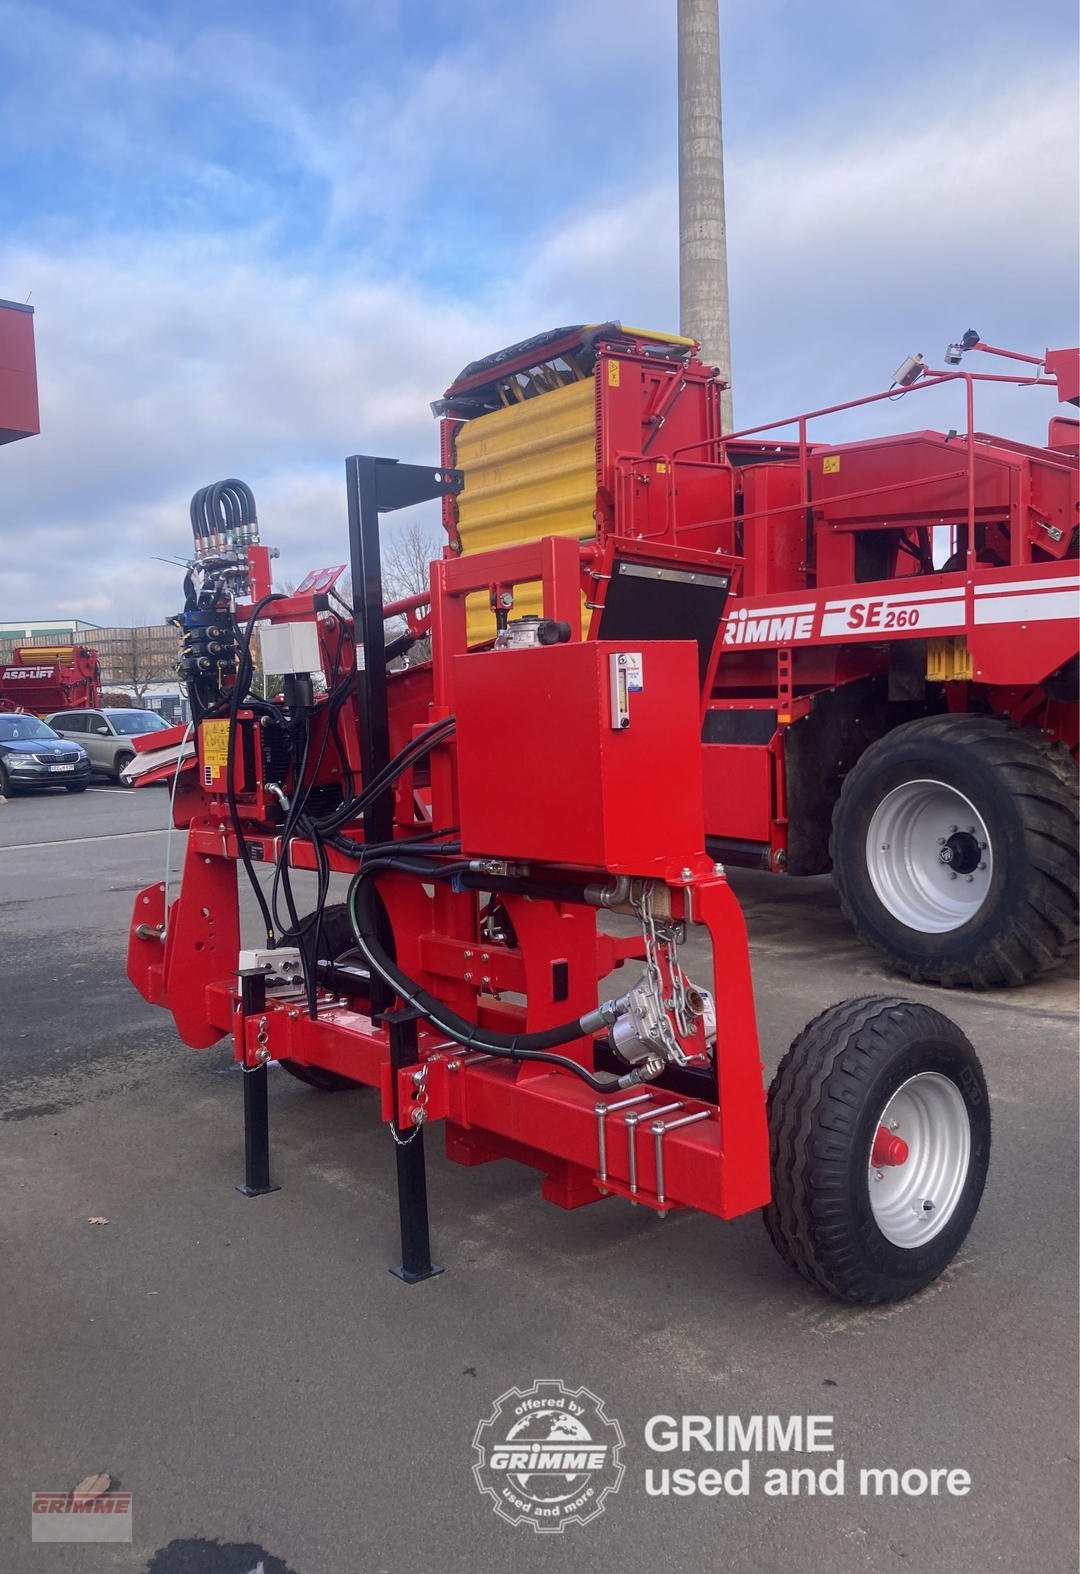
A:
124 339 1017 1303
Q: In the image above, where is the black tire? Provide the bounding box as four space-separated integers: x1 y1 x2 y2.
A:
64 783 89 793
830 715 1078 987
764 996 990 1303
278 904 368 1092
114 751 135 786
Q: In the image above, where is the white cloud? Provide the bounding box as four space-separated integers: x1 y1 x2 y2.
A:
0 31 1075 625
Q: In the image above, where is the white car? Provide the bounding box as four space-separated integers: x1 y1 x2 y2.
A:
45 708 170 785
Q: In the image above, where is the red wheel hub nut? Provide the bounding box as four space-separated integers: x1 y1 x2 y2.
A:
871 1126 909 1167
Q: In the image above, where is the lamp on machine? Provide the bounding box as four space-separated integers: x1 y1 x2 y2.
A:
891 352 926 388
944 328 982 367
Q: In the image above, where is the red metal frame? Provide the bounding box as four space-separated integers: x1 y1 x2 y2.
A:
0 298 39 446
128 533 773 1223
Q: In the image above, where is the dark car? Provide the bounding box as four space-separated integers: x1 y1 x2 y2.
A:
0 714 92 794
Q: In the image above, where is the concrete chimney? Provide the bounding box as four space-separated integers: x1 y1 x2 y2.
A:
678 0 733 429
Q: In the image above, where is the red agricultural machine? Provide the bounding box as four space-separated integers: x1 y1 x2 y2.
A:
126 341 1054 1300
433 325 1079 988
0 643 101 716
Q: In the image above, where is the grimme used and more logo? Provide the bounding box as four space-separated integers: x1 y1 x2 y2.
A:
473 1379 625 1533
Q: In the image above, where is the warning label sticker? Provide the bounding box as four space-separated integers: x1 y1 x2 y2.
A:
200 719 230 770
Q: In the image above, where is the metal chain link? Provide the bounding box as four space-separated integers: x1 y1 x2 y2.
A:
632 881 691 1063
387 1060 429 1146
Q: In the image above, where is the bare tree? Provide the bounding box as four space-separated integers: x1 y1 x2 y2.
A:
334 520 441 665
98 626 177 703
381 519 442 605
382 520 441 664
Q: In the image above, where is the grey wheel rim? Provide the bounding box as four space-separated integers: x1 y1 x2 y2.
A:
868 1072 971 1248
866 779 992 933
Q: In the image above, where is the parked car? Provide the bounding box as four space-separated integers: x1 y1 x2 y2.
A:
44 707 170 785
0 714 91 794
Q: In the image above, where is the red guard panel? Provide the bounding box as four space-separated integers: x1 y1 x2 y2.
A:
0 299 39 444
453 640 705 873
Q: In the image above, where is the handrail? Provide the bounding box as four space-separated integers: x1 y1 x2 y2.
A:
665 368 1058 571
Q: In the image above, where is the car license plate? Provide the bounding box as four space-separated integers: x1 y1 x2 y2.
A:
49 763 76 773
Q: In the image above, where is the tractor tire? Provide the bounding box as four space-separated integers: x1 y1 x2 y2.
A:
115 751 135 786
278 903 368 1092
764 996 990 1303
830 715 1078 987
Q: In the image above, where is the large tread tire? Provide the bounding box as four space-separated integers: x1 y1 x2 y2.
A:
830 715 1078 988
764 996 990 1303
278 904 368 1092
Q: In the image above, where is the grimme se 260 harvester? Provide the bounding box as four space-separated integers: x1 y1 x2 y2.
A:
128 332 1069 1303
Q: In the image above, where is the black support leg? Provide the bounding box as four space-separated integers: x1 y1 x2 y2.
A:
236 969 280 1198
385 1008 442 1284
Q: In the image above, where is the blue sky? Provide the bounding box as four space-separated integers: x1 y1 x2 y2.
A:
1 0 1077 622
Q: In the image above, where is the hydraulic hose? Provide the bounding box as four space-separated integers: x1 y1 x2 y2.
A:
348 861 644 1092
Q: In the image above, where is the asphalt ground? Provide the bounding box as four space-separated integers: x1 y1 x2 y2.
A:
0 785 1076 1574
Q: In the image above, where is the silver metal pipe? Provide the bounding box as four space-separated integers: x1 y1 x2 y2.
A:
594 1092 653 1186
626 1101 683 1195
652 1109 712 1207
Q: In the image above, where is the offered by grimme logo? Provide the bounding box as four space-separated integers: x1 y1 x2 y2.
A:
473 1379 624 1533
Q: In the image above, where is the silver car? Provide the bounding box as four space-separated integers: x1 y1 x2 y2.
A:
45 708 170 785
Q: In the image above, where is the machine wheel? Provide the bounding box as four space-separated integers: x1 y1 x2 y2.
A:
830 715 1078 987
278 904 367 1092
114 751 135 786
764 996 990 1303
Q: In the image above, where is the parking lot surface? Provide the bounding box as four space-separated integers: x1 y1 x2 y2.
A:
0 787 1076 1573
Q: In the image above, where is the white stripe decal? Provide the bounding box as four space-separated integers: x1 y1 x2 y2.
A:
823 586 964 611
729 602 816 619
974 589 1080 625
974 575 1080 598
820 600 965 637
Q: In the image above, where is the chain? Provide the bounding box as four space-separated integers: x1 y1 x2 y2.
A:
658 916 694 1038
632 881 690 1063
387 1060 429 1147
386 1119 423 1148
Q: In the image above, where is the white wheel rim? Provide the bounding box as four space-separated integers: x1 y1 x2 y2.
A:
868 1072 971 1248
866 779 992 933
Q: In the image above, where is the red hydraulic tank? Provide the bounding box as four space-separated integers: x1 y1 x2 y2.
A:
453 640 706 874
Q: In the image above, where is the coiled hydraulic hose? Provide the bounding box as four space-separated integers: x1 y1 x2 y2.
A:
347 858 646 1093
189 478 258 549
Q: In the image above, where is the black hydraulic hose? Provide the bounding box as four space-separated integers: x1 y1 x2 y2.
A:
226 591 285 946
349 862 630 1092
454 870 599 906
189 479 258 548
311 716 456 834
